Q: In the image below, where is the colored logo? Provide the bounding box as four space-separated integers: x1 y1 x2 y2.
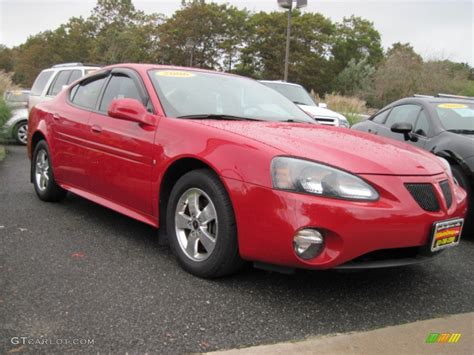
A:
426 333 462 343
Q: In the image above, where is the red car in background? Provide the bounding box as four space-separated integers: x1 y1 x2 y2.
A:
27 64 467 278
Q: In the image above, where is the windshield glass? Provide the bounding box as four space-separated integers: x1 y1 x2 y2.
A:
260 82 315 106
433 102 474 132
149 70 313 122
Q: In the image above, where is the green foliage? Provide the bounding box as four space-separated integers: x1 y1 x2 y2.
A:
0 0 471 107
331 16 384 74
335 57 375 96
363 43 474 107
0 98 12 130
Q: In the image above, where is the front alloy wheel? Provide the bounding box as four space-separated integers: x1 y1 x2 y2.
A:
167 169 244 278
175 188 218 262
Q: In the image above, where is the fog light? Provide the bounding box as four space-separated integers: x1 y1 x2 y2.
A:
293 229 324 260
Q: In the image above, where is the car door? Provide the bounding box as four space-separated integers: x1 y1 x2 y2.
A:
87 68 156 215
52 73 108 191
377 104 421 139
357 108 392 135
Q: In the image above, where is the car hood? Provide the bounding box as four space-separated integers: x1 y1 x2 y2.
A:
298 104 346 120
197 121 444 176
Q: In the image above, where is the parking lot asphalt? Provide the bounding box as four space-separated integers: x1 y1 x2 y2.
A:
1 145 473 353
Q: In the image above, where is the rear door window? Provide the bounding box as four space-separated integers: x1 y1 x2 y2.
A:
30 71 54 96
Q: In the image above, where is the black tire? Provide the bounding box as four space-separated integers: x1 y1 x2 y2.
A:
451 164 472 235
166 169 244 278
14 121 28 145
32 140 67 202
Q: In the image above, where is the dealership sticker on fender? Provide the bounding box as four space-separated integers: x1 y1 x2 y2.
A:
431 218 463 252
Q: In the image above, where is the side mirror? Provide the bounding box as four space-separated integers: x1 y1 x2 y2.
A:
391 122 415 141
108 98 156 126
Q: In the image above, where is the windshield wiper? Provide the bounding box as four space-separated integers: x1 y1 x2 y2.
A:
447 129 474 134
292 101 311 106
177 114 263 121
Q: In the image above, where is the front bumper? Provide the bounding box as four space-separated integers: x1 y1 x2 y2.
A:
224 172 467 270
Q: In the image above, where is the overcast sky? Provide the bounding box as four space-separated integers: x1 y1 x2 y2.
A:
1 0 473 65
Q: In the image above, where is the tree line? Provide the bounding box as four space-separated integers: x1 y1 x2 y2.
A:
0 0 472 108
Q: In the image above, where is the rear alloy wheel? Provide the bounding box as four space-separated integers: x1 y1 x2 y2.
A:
32 140 67 202
167 169 244 278
14 121 28 145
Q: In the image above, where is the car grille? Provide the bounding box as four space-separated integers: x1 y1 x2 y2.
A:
315 117 337 126
439 180 452 208
405 183 440 212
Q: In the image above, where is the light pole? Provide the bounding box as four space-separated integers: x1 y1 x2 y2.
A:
278 0 307 81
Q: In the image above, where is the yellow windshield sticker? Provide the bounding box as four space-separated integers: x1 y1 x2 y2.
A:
438 103 468 109
12 91 23 95
156 70 195 78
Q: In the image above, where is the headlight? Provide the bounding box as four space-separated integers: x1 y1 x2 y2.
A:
338 117 350 128
437 157 453 179
271 157 379 201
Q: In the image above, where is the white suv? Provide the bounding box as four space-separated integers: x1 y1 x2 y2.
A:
259 80 349 127
28 63 99 112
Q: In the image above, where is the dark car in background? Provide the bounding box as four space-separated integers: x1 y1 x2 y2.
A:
352 95 474 233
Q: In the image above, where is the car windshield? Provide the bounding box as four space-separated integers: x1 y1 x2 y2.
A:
149 70 314 123
433 102 474 133
260 82 315 106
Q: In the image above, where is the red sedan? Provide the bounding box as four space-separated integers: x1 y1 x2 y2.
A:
27 64 467 278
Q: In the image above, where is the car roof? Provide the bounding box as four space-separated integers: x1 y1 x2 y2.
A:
393 96 474 106
42 65 100 72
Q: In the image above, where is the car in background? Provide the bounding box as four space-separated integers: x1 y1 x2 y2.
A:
1 90 30 144
27 64 467 278
2 106 29 144
4 89 30 108
352 95 474 233
28 63 100 113
259 80 349 127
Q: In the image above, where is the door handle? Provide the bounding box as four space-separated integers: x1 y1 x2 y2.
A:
52 113 60 120
91 125 103 133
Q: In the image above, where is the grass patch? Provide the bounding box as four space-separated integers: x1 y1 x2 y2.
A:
324 93 368 126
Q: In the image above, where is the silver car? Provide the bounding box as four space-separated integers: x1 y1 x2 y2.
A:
2 90 30 144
